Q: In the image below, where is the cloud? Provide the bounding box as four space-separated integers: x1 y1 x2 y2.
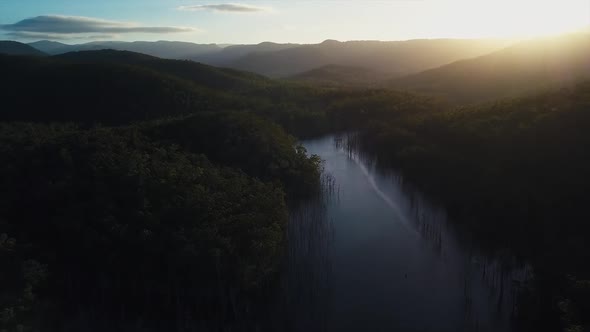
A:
0 15 195 39
3 31 119 41
3 31 77 40
178 3 267 13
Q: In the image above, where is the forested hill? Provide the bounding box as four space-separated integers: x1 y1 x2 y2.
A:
0 41 46 56
0 51 277 124
0 50 324 330
386 33 590 104
350 81 590 329
0 49 442 331
53 50 272 92
0 50 441 137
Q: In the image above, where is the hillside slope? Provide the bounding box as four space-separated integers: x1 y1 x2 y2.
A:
387 34 590 104
54 50 272 92
0 52 271 124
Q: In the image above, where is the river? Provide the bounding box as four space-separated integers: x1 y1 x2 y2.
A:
272 135 532 332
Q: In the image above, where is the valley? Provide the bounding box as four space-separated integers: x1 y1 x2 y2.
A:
1 30 589 332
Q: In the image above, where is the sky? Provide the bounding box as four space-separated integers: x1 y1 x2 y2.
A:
0 0 589 44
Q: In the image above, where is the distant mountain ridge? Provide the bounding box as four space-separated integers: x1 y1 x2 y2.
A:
225 39 511 78
192 42 300 66
28 40 67 53
30 40 221 59
0 41 46 56
20 34 590 100
27 38 510 79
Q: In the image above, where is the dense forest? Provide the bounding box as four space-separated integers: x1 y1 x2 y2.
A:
346 81 590 331
1 32 590 331
0 51 326 331
0 121 321 330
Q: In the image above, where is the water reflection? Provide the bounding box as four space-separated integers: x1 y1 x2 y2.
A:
269 171 336 332
276 134 532 332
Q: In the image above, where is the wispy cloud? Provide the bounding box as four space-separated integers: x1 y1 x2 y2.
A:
178 3 268 13
4 31 118 41
0 15 195 39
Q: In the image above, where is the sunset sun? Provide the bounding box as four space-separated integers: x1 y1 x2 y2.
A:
461 0 589 38
390 0 590 40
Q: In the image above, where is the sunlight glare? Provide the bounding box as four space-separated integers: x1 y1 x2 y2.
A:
416 0 590 39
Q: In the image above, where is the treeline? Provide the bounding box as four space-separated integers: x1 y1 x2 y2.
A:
143 112 321 197
349 81 590 331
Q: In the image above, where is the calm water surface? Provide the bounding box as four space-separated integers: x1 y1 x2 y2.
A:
275 135 531 332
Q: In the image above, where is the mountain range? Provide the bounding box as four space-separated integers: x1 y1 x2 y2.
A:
227 39 511 78
24 38 510 79
29 40 221 59
2 33 589 105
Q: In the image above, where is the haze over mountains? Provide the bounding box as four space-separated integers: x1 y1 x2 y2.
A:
227 39 511 78
26 38 510 79
287 64 391 87
387 34 590 103
2 33 588 105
